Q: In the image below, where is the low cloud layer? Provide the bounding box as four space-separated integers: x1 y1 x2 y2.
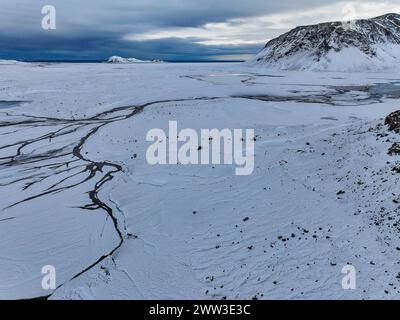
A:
1 0 400 61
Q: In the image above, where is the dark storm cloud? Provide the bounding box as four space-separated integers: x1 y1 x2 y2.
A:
0 33 261 61
0 0 399 60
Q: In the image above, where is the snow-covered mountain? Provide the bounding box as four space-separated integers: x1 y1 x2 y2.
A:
0 59 27 65
248 13 400 71
107 56 162 64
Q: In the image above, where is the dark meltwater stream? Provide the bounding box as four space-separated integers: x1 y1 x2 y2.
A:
0 101 30 109
0 96 221 299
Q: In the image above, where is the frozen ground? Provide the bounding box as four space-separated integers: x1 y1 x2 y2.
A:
0 62 399 299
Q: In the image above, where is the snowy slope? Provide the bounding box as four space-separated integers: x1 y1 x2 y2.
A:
248 13 400 71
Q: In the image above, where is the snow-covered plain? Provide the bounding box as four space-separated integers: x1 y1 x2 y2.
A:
0 62 399 300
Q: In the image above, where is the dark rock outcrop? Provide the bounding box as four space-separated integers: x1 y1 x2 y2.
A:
385 110 400 133
388 142 400 155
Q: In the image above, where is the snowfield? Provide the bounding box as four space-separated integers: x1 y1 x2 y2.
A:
0 62 399 300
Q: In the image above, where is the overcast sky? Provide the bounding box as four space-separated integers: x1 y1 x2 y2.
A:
2 0 400 61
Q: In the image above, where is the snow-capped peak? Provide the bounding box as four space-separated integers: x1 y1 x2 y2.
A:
248 13 400 71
